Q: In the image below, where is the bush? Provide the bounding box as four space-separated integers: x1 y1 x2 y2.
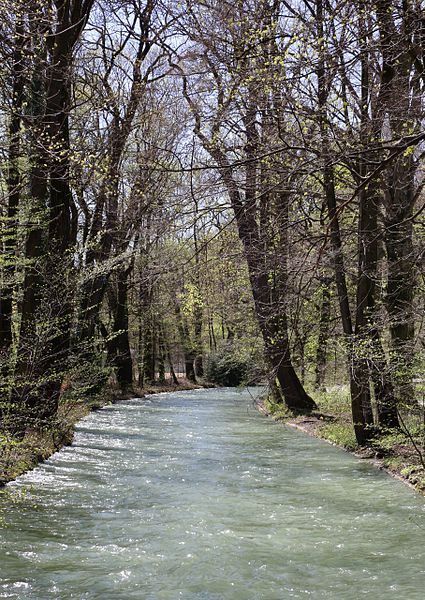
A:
61 359 112 401
205 345 252 387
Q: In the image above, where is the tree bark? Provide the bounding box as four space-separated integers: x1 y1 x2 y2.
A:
140 283 156 386
316 0 372 443
0 14 24 355
108 268 133 391
375 0 417 407
315 277 332 391
174 301 197 384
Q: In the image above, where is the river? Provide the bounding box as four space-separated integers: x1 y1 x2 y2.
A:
1 387 425 599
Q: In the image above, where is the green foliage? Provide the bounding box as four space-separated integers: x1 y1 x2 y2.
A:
374 430 411 452
313 386 351 415
263 395 291 419
399 465 425 491
304 386 356 448
179 283 203 318
64 359 112 400
205 343 254 387
319 421 357 450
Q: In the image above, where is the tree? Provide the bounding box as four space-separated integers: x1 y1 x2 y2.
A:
175 0 317 412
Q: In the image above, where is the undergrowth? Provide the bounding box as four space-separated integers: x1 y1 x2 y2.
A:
311 387 357 449
263 395 291 420
263 384 425 493
319 421 357 450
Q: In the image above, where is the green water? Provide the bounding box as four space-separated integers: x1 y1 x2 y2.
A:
1 388 425 599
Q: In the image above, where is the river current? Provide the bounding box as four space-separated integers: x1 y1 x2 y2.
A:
1 387 425 599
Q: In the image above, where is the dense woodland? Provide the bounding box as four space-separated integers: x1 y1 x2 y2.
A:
0 0 424 460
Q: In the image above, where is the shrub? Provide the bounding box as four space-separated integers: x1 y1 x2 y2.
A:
205 345 253 387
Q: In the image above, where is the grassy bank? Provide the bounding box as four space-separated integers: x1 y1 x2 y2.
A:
259 386 425 494
0 379 203 487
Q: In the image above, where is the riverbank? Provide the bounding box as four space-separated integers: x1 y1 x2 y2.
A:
256 389 425 495
0 379 205 487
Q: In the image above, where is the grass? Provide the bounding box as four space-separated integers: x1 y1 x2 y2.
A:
314 388 425 493
319 421 358 449
312 387 358 449
261 383 425 494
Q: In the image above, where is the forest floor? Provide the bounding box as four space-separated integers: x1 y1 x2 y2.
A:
257 386 425 495
0 378 205 487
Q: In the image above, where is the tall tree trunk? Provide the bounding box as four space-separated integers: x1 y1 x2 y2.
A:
315 277 332 391
0 14 24 356
200 135 315 411
174 301 197 384
12 0 95 429
375 0 417 407
182 54 315 412
12 28 49 431
108 267 133 391
384 163 416 406
356 5 399 429
166 343 179 385
157 322 166 383
316 0 372 444
140 282 155 386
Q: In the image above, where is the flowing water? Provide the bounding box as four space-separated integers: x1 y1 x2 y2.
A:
1 387 425 599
